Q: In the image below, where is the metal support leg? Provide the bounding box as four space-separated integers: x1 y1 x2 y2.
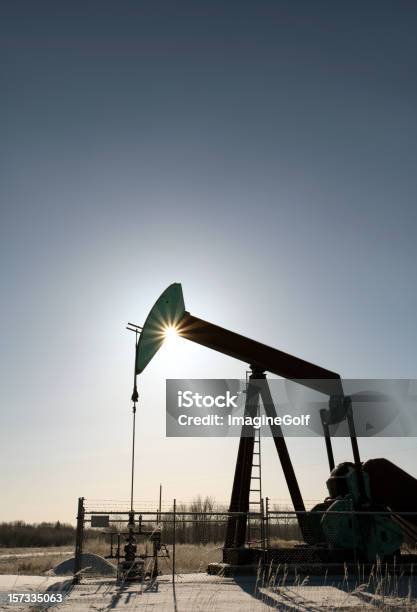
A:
258 378 307 539
345 398 367 502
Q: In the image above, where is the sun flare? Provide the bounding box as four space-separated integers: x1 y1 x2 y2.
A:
164 325 178 342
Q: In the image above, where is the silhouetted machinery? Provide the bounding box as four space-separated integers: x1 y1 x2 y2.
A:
106 512 169 580
134 283 417 567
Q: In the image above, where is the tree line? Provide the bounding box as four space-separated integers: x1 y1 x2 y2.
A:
0 521 99 548
0 498 300 548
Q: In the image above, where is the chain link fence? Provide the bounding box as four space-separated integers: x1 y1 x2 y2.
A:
59 499 417 609
72 498 417 584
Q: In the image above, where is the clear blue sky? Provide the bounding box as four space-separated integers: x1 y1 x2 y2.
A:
1 1 416 522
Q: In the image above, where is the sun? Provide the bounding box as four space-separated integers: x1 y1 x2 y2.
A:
164 325 178 342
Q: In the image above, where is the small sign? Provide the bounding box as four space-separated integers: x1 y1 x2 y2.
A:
91 515 109 528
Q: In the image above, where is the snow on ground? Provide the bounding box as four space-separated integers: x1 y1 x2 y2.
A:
0 575 72 611
1 574 416 611
53 553 116 576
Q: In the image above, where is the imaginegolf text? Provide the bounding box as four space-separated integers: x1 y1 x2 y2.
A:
230 414 311 428
177 414 311 429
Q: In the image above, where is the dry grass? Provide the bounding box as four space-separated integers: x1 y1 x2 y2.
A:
268 538 303 548
82 539 222 574
0 540 222 576
2 538 110 576
0 553 70 575
0 545 75 575
167 543 222 573
82 538 108 556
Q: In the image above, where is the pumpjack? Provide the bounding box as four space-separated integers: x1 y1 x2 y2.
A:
133 283 417 567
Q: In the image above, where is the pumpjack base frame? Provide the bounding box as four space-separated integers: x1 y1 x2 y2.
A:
217 548 417 576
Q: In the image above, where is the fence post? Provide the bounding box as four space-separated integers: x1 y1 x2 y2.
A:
351 500 357 565
73 497 85 583
260 498 266 564
265 497 270 551
172 498 176 584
